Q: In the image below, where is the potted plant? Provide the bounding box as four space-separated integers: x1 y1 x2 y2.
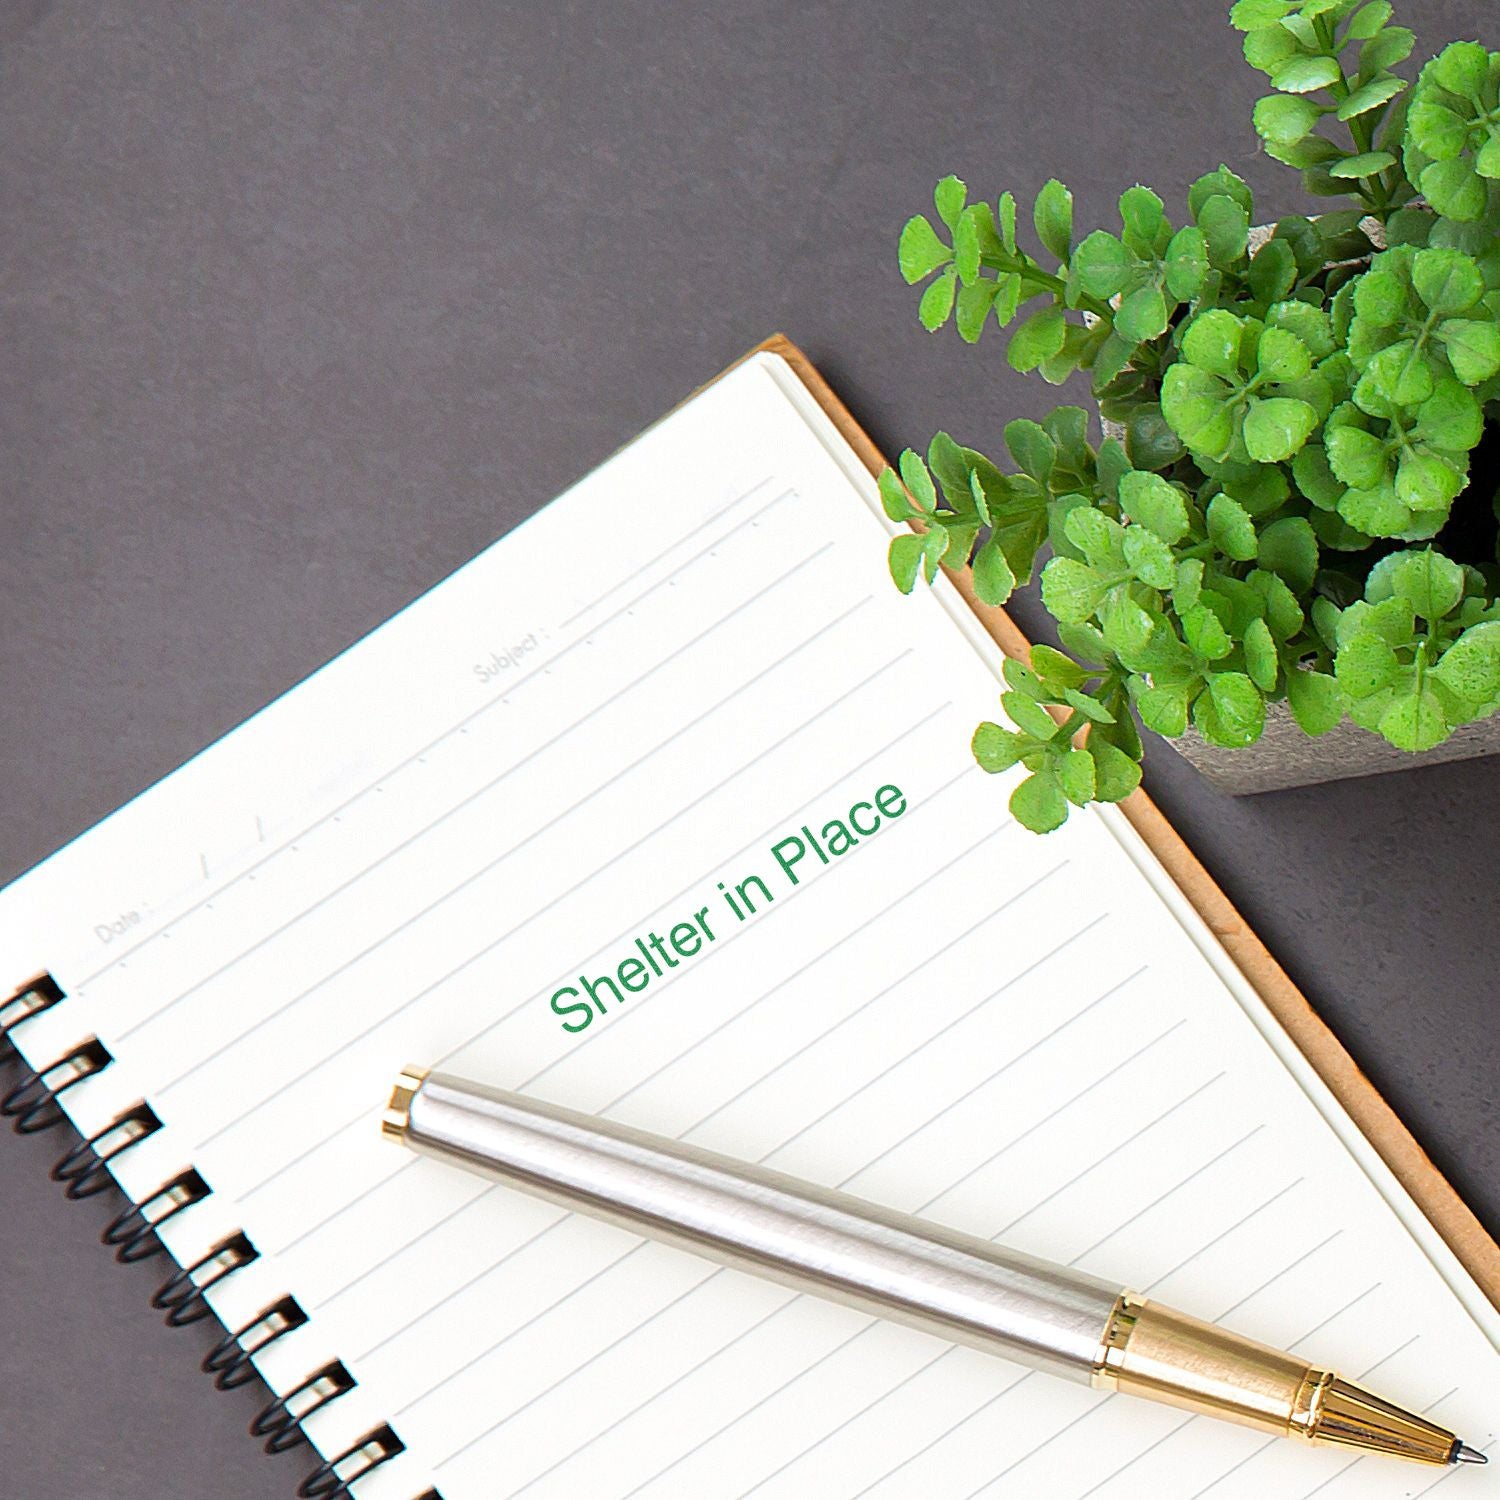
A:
884 0 1500 830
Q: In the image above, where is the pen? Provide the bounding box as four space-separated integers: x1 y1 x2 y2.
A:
383 1067 1487 1470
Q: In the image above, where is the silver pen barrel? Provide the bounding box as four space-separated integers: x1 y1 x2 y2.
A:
383 1068 1479 1467
386 1067 1120 1383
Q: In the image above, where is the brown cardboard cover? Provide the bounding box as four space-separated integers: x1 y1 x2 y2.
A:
744 331 1500 1314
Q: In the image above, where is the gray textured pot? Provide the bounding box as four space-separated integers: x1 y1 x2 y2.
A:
1167 701 1500 795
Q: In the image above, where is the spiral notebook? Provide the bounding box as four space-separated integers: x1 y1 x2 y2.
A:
2 338 1497 1500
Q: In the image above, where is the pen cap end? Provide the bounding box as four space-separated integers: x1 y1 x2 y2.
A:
382 1066 430 1144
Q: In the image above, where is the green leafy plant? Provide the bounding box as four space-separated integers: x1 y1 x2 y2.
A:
885 2 1500 832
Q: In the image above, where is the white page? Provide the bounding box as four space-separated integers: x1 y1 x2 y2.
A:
2 350 1496 1500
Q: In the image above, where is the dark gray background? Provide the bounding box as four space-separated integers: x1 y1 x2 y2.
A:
1 3 1494 1496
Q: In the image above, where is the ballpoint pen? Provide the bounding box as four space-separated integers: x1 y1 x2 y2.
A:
383 1067 1488 1470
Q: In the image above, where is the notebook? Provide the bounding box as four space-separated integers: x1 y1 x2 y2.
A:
2 338 1496 1500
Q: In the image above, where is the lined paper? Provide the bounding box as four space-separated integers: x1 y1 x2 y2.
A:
2 350 1496 1500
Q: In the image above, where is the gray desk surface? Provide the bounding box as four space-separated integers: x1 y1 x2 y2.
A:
1 3 1494 1496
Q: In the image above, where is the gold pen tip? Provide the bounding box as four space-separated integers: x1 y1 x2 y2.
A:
382 1065 429 1143
1454 1443 1488 1466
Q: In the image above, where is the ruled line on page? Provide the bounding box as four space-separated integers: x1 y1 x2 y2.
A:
114 533 839 1048
76 479 795 990
238 699 954 1218
314 918 1119 1315
150 556 862 1090
556 476 777 630
350 800 1021 1363
664 859 1072 1142
429 992 1194 1489
436 923 1126 1476
599 1134 1320 1500
449 718 968 1080
190 606 898 1141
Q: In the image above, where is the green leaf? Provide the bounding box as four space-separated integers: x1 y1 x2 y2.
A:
1335 633 1400 696
1137 683 1190 737
1367 548 1465 619
1118 185 1166 255
1041 556 1110 622
1030 644 1090 690
1161 363 1235 459
1230 0 1292 29
1004 689 1061 741
1271 55 1342 93
1336 74 1405 119
1119 470 1190 544
1257 326 1313 382
1412 248 1484 315
1089 737 1143 801
971 536 1018 606
1258 515 1320 593
1116 282 1169 343
1182 309 1244 379
1207 672 1267 745
1379 687 1449 751
898 449 937 513
1432 622 1500 707
919 524 949 583
1070 229 1132 298
1244 397 1318 462
1207 492 1259 561
1326 424 1387 487
1414 378 1484 451
1430 40 1490 98
1244 617 1280 692
955 279 998 342
1058 747 1097 806
972 719 1026 772
998 191 1017 251
888 532 925 593
1004 418 1057 484
1345 2 1392 41
1286 667 1344 734
1010 768 1070 833
1419 159 1488 221
933 175 967 231
899 215 952 284
918 268 958 330
1198 194 1250 269
1100 592 1155 659
1064 688 1114 724
1008 306 1068 372
1034 178 1074 261
1329 150 1398 178
1254 93 1323 144
1435 320 1500 385
1360 25 1414 76
1125 403 1187 472
1123 526 1177 588
1250 568 1306 640
1174 558 1205 613
1183 602 1233 661
1164 225 1209 300
1396 449 1465 513
878 467 917 522
1248 239 1297 304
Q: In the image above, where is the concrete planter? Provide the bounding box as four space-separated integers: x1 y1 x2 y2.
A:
1167 702 1500 796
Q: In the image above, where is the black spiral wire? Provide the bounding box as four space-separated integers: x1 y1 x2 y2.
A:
2 973 439 1500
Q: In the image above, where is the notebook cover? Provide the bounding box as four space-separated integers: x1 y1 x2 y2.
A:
745 330 1500 1315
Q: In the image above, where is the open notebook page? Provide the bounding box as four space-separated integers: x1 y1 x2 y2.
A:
2 349 1496 1500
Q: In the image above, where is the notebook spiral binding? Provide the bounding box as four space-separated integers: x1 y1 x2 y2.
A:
1 973 444 1500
